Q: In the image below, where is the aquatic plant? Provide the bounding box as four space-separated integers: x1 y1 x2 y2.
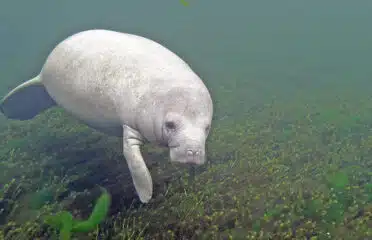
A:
324 171 351 223
180 0 189 6
1 83 372 239
44 187 111 240
366 183 372 202
0 178 24 224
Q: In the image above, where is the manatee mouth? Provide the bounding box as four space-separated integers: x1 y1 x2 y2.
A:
167 143 180 148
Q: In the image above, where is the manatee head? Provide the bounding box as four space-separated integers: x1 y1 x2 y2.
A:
160 88 213 165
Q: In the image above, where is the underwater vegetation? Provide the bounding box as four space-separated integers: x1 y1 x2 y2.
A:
179 0 189 7
44 187 110 240
0 84 371 239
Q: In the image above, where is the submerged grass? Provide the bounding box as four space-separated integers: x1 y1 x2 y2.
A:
0 85 371 239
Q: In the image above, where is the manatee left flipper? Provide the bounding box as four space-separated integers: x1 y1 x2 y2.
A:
0 74 56 120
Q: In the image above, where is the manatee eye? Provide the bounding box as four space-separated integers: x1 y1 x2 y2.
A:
165 121 176 130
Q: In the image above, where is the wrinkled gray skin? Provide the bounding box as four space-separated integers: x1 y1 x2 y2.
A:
0 29 213 203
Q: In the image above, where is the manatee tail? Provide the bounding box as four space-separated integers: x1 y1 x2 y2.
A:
0 75 56 120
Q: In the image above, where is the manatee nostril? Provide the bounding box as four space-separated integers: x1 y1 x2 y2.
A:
187 150 194 156
185 149 205 164
186 149 202 156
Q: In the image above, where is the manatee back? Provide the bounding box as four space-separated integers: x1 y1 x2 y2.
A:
39 29 204 133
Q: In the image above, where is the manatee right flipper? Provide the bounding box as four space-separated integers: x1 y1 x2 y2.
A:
122 125 153 203
0 75 56 120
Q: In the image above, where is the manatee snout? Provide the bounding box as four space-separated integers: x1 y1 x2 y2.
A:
186 148 205 165
169 137 207 165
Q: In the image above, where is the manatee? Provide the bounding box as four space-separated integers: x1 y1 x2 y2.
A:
0 29 214 203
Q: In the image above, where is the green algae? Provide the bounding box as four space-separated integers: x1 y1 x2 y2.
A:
44 187 111 240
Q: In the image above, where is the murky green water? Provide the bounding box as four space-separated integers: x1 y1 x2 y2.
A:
0 0 371 239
